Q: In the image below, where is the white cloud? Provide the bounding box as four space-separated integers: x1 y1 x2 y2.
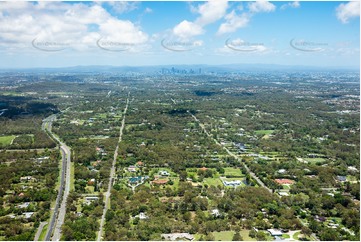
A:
215 0 276 35
173 20 204 39
144 7 152 14
248 1 276 13
172 0 228 39
0 2 148 51
336 1 360 23
217 11 250 35
281 1 300 10
99 19 148 44
107 1 139 14
195 0 229 26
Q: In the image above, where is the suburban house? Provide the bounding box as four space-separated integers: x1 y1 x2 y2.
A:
347 166 358 172
161 233 194 241
128 176 148 186
199 167 208 171
20 176 36 182
84 196 99 205
336 175 347 182
223 180 241 187
17 202 30 209
129 176 142 185
128 165 137 172
315 215 327 222
159 170 170 176
278 191 290 196
211 209 221 217
267 229 283 237
134 212 148 220
277 169 287 174
274 179 295 185
152 179 168 185
23 212 34 219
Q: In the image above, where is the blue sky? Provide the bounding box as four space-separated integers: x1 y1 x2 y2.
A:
0 1 359 68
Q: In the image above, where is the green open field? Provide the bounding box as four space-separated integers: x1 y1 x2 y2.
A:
346 175 358 182
38 223 48 241
70 162 75 191
195 230 256 241
254 130 274 135
85 185 95 193
282 234 290 239
293 231 301 240
204 177 223 187
0 135 16 146
224 167 243 177
282 184 291 189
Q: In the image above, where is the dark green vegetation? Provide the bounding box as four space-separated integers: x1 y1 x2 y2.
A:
0 150 59 240
0 70 359 241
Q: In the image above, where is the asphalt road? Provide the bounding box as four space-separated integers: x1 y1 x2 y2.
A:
51 144 71 241
97 95 129 241
34 222 47 241
41 114 71 241
188 111 272 193
189 111 320 240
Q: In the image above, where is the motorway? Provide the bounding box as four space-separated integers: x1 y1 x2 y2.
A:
97 94 130 241
41 114 72 241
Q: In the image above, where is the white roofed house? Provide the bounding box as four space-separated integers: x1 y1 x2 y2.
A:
159 170 170 176
23 212 34 219
267 229 283 237
20 176 36 182
211 209 221 217
223 180 241 187
161 233 194 241
128 165 137 172
17 202 30 209
135 212 149 220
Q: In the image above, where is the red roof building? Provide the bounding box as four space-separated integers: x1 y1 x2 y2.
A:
152 179 168 185
274 179 295 185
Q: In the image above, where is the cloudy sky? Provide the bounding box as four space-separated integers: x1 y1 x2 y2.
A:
0 1 359 68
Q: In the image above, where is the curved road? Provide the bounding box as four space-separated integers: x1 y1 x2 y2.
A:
97 94 130 241
42 114 72 241
33 222 47 241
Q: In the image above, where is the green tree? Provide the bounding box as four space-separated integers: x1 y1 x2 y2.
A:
232 232 243 241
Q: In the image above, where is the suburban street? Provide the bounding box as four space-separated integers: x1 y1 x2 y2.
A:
33 222 47 241
188 111 272 193
97 94 130 241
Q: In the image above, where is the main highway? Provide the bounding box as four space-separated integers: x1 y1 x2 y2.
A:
42 114 72 241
